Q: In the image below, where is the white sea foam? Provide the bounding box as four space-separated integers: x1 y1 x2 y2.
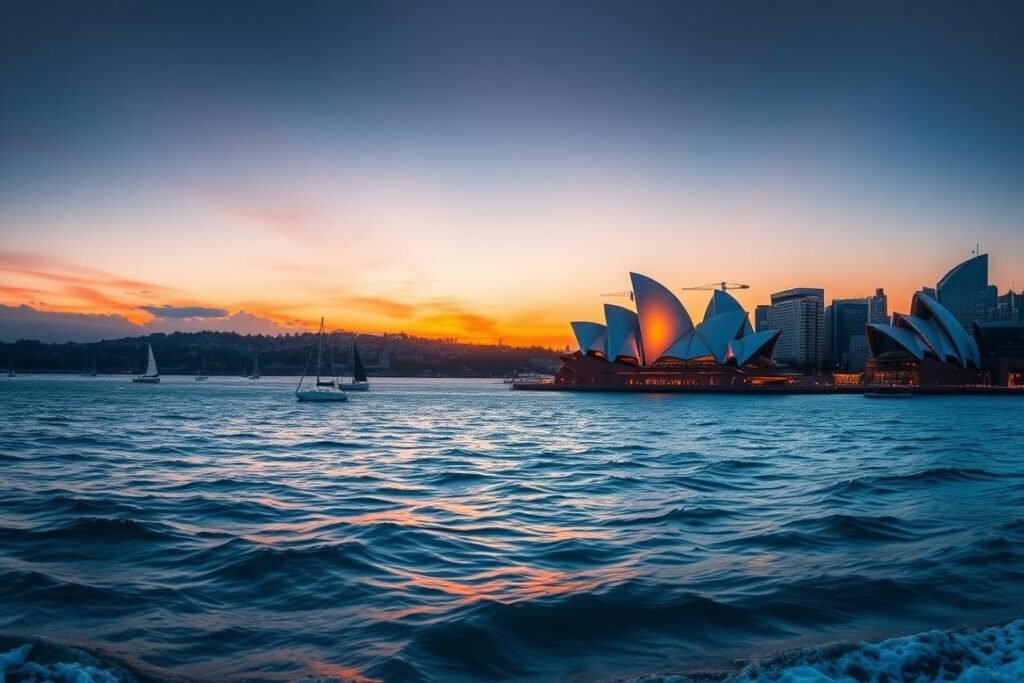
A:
0 642 128 683
631 619 1024 683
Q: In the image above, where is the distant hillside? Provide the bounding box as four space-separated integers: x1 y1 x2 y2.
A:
1 331 561 378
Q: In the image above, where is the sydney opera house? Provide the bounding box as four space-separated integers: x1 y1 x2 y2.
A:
864 291 988 386
550 273 799 389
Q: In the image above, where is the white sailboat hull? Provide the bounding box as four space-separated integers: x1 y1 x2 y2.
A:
296 389 348 402
338 381 370 391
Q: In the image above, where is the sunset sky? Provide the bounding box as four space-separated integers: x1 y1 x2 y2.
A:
2 1 1023 346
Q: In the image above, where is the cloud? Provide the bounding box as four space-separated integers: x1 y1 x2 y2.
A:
140 310 290 336
0 304 140 343
344 296 418 319
0 250 174 294
0 305 291 342
139 305 229 319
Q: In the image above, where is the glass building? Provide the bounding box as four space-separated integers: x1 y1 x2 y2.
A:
936 254 996 330
769 288 825 369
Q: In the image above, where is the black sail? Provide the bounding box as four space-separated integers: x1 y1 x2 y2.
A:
352 344 367 382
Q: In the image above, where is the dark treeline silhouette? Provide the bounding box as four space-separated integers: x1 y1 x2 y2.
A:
2 331 560 377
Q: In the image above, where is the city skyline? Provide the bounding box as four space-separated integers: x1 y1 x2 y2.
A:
3 1 1024 346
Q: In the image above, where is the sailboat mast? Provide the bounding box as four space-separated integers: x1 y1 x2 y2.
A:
316 317 324 383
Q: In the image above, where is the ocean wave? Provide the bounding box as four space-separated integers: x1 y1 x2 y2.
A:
631 619 1024 682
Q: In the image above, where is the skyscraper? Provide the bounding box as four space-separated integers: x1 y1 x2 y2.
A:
826 298 869 370
754 305 771 332
936 253 996 329
867 288 888 324
769 288 824 369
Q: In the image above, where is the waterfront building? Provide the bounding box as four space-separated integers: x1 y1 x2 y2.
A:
936 253 997 330
996 290 1022 321
558 273 794 388
864 291 986 386
848 335 870 373
754 305 771 333
769 288 824 369
868 288 888 324
972 321 1024 387
826 298 869 370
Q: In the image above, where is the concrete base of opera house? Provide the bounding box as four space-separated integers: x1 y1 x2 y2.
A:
512 354 1024 395
511 382 1024 395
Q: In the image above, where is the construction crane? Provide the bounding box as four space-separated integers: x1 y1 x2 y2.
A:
600 291 634 301
679 282 750 292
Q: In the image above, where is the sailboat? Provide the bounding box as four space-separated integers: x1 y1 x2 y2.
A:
132 344 160 383
247 352 261 380
296 318 348 402
338 342 370 391
195 353 208 381
6 354 14 378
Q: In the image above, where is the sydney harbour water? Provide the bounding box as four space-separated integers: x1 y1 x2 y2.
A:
1 376 1023 682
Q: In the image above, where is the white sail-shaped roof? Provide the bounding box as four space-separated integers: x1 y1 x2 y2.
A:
570 322 607 356
867 292 980 368
629 272 693 364
661 330 713 361
728 329 781 366
895 314 958 364
913 292 978 367
866 323 928 360
604 304 643 364
694 310 747 364
703 289 753 334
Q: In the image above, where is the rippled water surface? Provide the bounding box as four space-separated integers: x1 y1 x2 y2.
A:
1 376 1023 682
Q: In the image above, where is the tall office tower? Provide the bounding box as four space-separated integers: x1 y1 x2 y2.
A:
754 304 771 332
936 253 995 329
827 298 870 370
769 288 825 368
867 288 888 324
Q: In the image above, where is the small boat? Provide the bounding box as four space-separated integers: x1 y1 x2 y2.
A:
6 354 14 378
247 352 261 380
296 318 348 402
83 353 98 377
132 344 160 383
338 343 370 391
195 353 208 381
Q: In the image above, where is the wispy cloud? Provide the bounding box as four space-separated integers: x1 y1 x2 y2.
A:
344 296 418 319
194 185 323 242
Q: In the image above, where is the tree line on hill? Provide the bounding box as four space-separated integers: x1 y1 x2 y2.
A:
2 331 561 377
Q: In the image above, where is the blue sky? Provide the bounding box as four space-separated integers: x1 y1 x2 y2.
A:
2 1 1022 344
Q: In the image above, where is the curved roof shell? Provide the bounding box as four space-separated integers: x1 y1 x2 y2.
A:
866 324 928 360
570 322 607 356
604 304 643 364
570 273 791 368
704 289 754 336
866 292 979 367
729 329 781 366
629 272 693 364
913 292 979 367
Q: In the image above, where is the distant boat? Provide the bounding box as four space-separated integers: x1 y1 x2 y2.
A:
195 353 208 381
296 318 348 402
132 344 160 384
247 352 260 380
338 342 370 391
6 354 14 378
